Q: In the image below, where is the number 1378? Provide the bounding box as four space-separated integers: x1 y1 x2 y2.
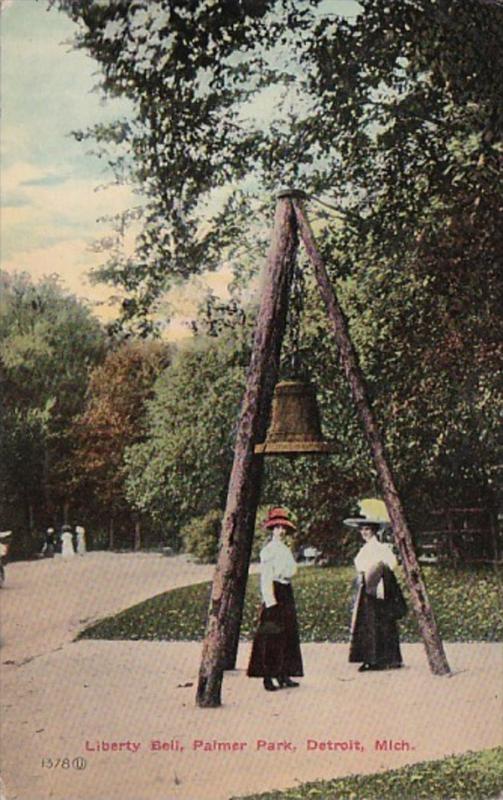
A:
41 757 86 770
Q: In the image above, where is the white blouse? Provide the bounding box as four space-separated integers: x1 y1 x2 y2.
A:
260 537 298 608
354 536 397 599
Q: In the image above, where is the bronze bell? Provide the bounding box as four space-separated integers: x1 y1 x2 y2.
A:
255 380 335 455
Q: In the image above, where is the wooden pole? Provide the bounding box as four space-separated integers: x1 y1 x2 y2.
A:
196 195 299 707
293 197 451 676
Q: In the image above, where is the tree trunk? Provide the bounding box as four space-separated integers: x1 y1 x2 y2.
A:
196 196 298 707
109 517 114 551
43 444 50 520
489 507 499 563
293 198 451 676
28 502 35 538
133 518 141 551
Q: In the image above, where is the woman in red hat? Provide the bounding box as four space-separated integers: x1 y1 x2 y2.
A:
247 508 304 691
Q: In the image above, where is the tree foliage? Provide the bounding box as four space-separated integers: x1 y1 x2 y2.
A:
180 508 223 564
0 272 107 555
53 1 503 539
124 328 250 538
70 339 170 544
54 0 502 317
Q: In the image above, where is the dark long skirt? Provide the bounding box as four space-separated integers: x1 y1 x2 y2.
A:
247 581 304 678
349 581 402 668
43 543 55 558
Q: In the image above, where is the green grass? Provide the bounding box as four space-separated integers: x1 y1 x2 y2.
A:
78 569 503 799
78 564 502 642
229 747 503 800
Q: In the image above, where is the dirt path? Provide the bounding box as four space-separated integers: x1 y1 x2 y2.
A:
0 552 216 666
0 553 501 800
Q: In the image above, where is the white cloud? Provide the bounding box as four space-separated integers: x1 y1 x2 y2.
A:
1 161 136 305
0 1 134 324
1 162 238 333
1 162 47 193
2 161 134 227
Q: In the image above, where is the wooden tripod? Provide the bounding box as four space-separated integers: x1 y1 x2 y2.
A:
196 191 451 708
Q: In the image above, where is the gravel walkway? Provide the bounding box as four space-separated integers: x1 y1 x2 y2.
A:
0 552 501 800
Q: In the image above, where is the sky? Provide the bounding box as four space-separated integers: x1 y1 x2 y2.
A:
0 0 360 336
0 0 233 335
0 0 137 319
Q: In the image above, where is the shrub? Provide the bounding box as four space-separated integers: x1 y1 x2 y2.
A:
181 509 223 563
180 505 299 564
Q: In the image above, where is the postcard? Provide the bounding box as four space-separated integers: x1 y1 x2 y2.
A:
1 2 501 799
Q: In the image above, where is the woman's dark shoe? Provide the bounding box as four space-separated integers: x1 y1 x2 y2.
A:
277 677 299 688
358 663 384 672
263 677 277 691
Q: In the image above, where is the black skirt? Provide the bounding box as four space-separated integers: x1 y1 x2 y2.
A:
247 581 304 678
349 575 403 668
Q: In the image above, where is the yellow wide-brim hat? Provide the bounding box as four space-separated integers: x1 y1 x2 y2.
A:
343 516 390 528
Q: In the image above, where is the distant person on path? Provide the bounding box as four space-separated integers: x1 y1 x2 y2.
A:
41 527 56 558
248 507 303 691
61 525 75 559
345 515 405 672
75 525 87 555
0 530 12 587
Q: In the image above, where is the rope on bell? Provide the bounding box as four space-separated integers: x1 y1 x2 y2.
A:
284 252 306 380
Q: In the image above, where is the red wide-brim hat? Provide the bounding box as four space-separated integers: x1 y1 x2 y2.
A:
264 507 296 530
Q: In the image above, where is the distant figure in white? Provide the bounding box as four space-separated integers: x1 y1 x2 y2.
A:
76 525 87 555
0 531 12 587
61 525 75 559
0 530 12 556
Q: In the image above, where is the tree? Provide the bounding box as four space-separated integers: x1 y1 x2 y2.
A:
53 0 287 331
121 243 502 554
0 271 107 555
53 0 503 507
124 328 250 539
54 0 502 691
54 0 502 320
71 339 170 548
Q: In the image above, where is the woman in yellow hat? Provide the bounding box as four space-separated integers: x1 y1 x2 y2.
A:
344 516 405 672
247 508 304 691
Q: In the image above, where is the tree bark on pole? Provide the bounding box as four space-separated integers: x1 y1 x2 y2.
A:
293 198 451 677
196 196 299 707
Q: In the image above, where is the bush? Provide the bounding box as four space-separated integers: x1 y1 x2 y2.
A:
181 509 223 563
180 505 299 564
